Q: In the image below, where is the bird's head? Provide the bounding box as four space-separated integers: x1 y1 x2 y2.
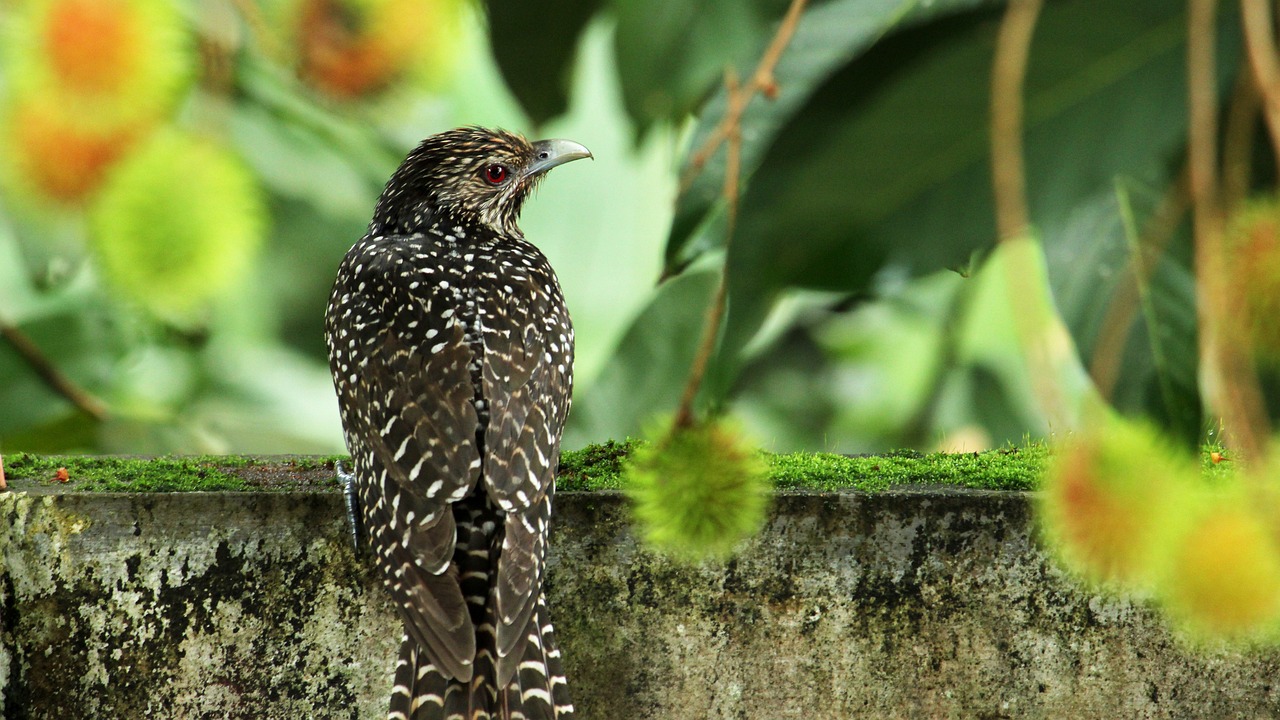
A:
371 126 592 237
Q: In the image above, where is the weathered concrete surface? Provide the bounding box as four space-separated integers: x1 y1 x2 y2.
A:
2 487 1278 719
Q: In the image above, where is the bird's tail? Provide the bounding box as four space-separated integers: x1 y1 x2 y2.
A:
387 594 574 720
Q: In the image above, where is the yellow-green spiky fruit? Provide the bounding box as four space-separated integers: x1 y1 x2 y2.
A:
1157 489 1280 641
624 418 770 560
4 0 191 124
1040 416 1194 586
88 132 265 322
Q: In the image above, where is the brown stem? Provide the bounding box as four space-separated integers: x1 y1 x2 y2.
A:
678 0 811 196
668 0 811 431
0 319 109 422
990 0 1043 241
232 0 284 62
1241 0 1280 179
1222 59 1261 210
0 452 6 492
673 72 743 431
1190 0 1268 459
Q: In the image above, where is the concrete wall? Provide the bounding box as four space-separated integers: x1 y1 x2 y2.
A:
2 486 1278 719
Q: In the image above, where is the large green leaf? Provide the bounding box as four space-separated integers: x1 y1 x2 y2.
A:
666 0 996 272
1048 183 1201 443
717 0 1234 389
484 0 602 125
564 269 719 448
611 0 775 131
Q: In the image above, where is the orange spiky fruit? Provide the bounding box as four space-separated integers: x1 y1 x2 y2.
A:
1040 417 1192 586
292 0 461 99
6 0 191 120
4 95 143 204
43 0 143 95
1 0 191 204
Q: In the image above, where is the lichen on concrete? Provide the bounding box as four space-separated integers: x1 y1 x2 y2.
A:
1 492 398 719
4 484 1280 718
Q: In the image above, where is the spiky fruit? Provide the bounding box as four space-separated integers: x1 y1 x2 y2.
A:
292 0 461 99
624 419 770 560
1041 417 1192 585
1159 492 1280 639
5 95 142 204
1225 198 1280 361
6 0 190 121
88 132 265 321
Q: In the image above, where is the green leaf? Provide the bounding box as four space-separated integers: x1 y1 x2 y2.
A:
484 0 602 125
564 269 719 448
717 0 1235 390
666 0 996 272
611 0 774 131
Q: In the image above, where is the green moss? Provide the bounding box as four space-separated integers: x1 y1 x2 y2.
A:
0 442 1060 495
4 453 251 492
1 453 361 492
557 440 640 491
769 445 1048 492
555 441 1048 493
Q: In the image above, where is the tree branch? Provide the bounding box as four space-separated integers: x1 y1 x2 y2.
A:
1189 0 1268 459
678 0 810 196
0 318 109 422
669 0 810 431
1240 0 1280 179
990 0 1043 241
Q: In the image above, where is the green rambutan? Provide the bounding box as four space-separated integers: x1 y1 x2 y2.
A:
623 418 771 560
1157 489 1280 640
87 131 265 322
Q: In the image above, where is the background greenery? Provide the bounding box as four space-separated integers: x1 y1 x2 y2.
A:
0 0 1270 457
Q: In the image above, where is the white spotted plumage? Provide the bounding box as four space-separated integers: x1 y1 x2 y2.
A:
325 128 583 720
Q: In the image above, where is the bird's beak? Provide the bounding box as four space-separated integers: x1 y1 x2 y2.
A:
526 139 593 177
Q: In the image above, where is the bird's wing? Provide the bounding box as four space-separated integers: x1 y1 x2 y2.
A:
328 235 483 681
479 261 573 685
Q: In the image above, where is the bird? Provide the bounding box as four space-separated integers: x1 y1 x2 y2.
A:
324 126 590 720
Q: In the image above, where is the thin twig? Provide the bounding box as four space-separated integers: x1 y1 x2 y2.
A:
0 319 108 421
0 453 6 492
673 71 742 431
1240 0 1280 179
678 0 810 196
232 0 285 62
667 0 811 431
1189 0 1267 460
990 0 1043 241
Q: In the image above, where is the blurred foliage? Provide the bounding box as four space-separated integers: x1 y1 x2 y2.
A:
0 0 1277 469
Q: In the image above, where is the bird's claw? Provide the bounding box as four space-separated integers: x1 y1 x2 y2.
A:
336 459 365 552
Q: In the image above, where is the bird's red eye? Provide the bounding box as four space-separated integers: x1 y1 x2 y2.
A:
484 164 508 184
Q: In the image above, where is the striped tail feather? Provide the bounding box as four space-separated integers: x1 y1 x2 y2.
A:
388 594 574 720
499 593 574 720
387 495 573 720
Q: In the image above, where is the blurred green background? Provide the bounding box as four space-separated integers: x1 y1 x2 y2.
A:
0 0 1270 456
